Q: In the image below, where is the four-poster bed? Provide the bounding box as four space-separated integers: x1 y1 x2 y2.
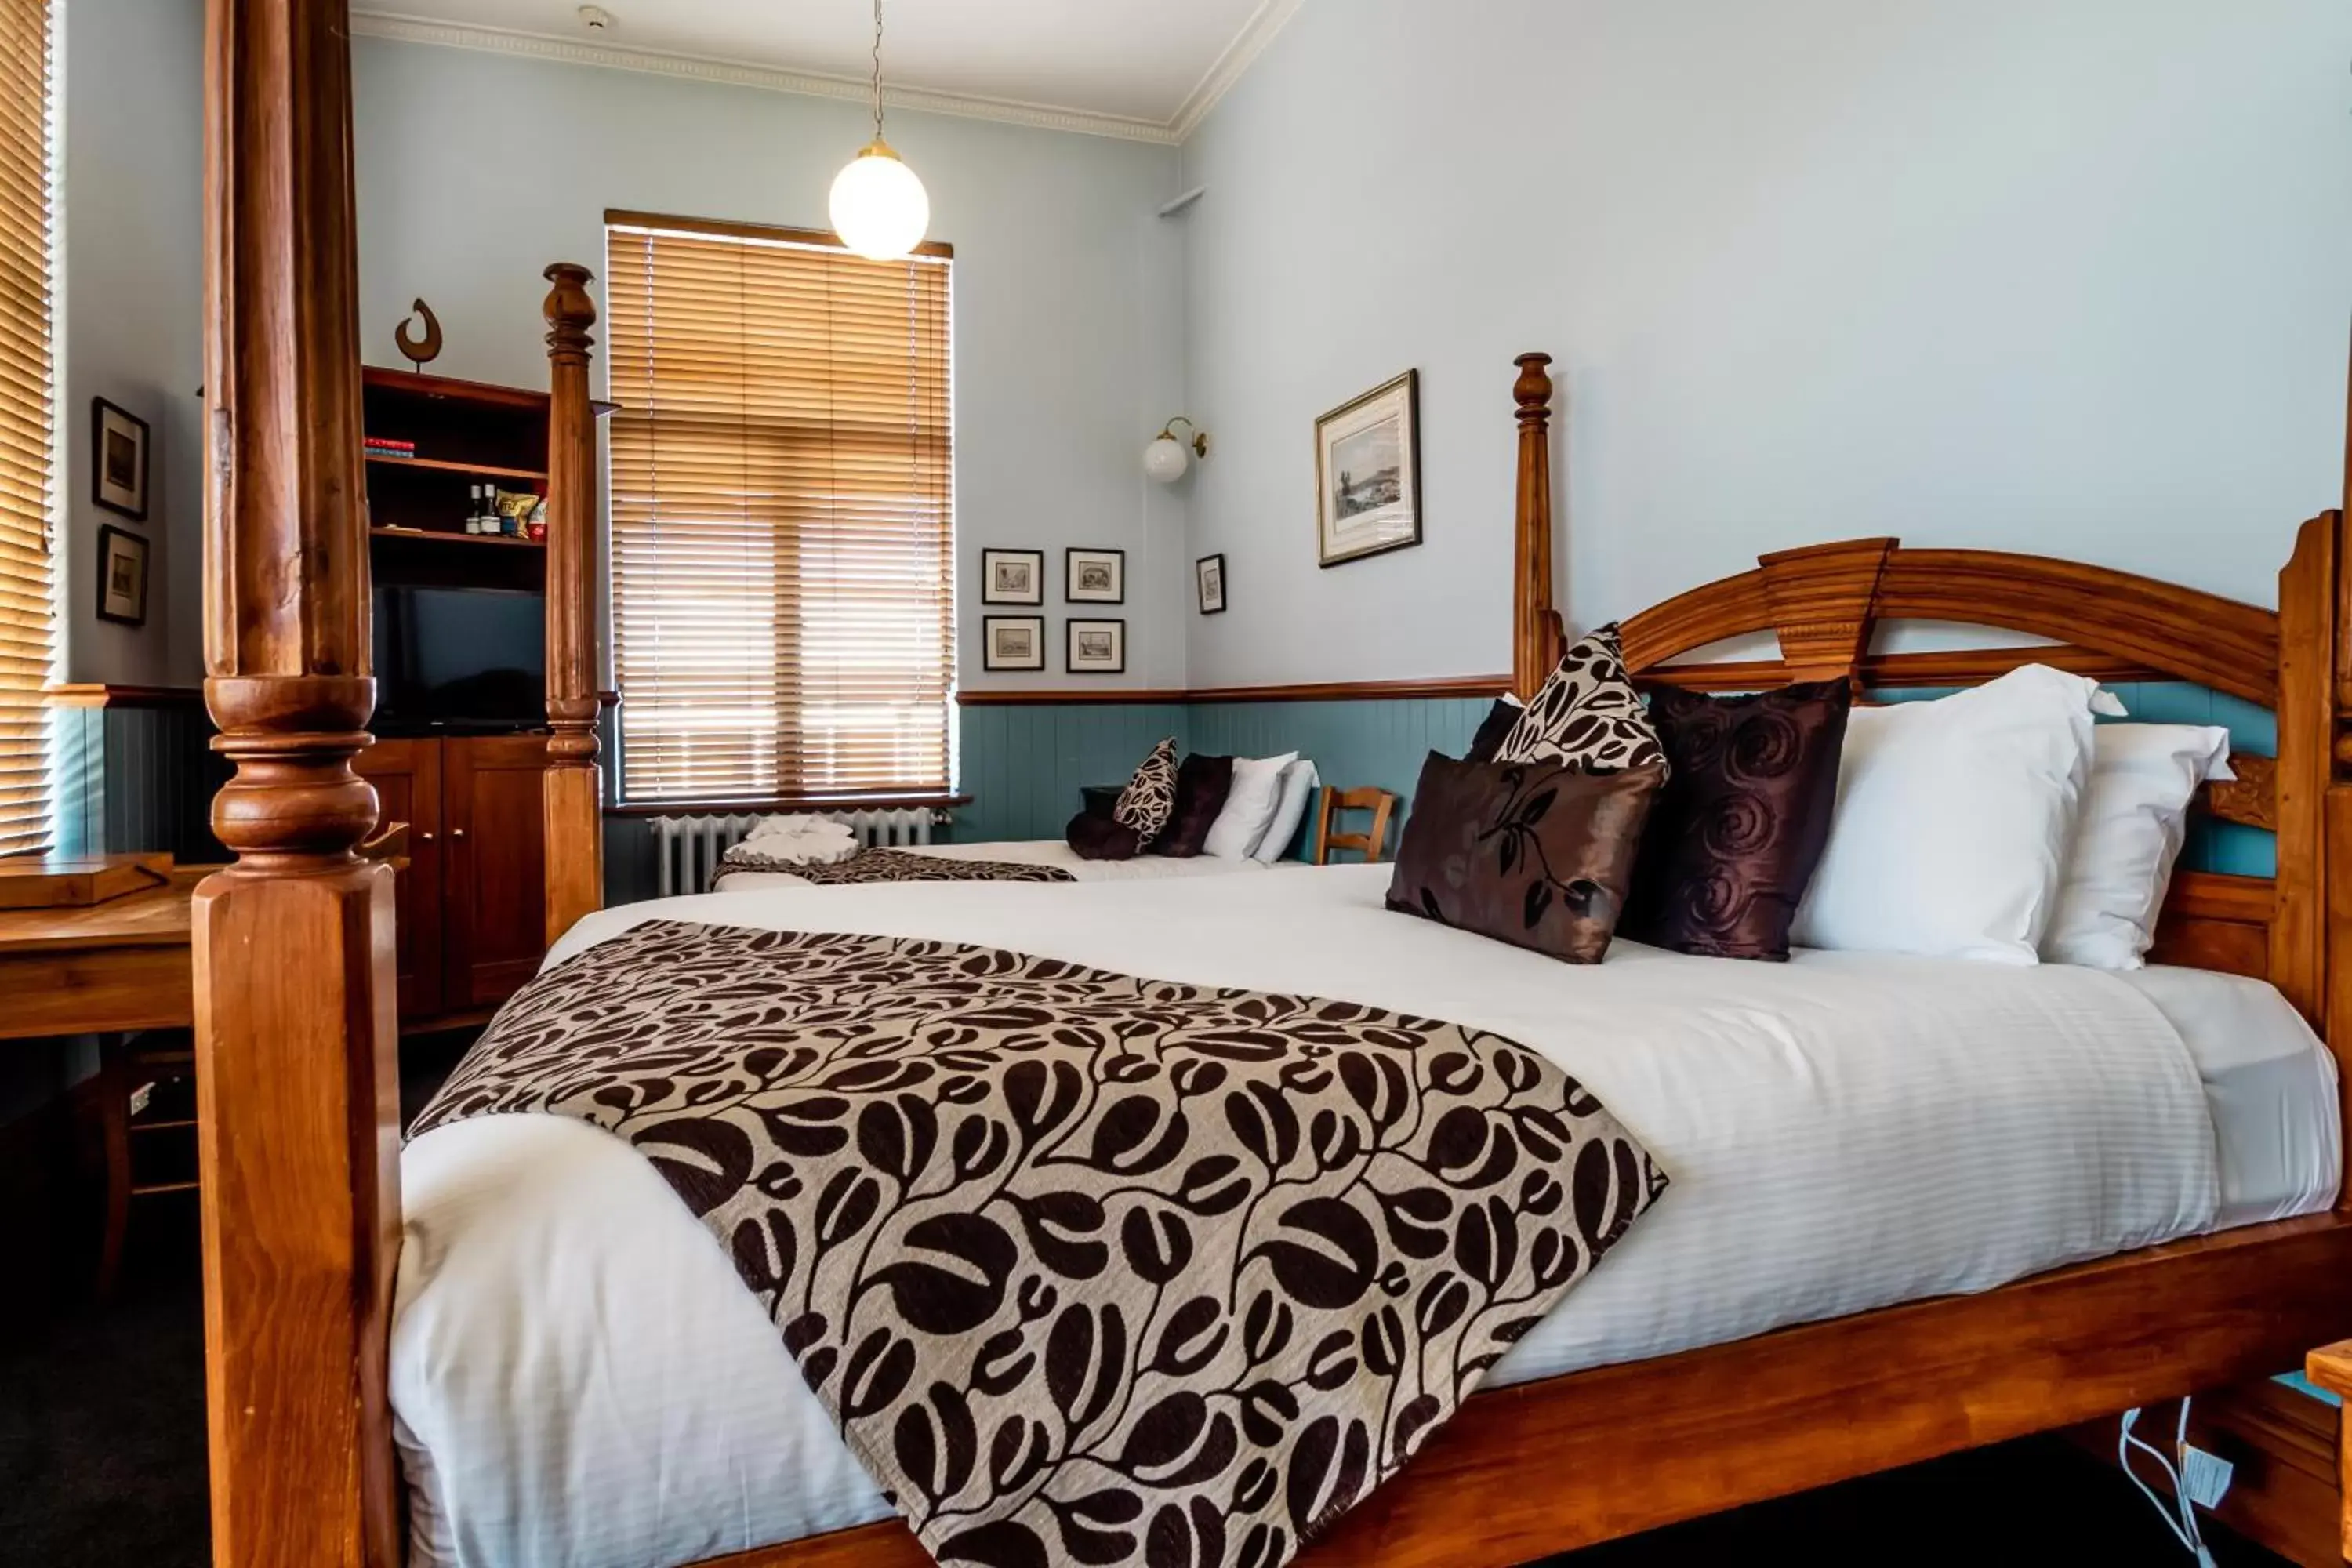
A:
191 8 2352 1567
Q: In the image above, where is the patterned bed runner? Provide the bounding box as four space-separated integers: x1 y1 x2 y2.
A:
414 921 1665 1568
717 845 1077 887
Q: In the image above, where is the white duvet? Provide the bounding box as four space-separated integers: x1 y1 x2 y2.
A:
392 866 2336 1568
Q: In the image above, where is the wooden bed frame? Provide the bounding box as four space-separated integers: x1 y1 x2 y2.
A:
190 11 2352 1566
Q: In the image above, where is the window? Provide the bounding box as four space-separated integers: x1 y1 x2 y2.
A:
0 0 53 854
604 211 954 805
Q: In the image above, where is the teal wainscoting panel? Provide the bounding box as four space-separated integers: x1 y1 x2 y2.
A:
1188 698 1490 860
952 703 1189 844
49 702 224 861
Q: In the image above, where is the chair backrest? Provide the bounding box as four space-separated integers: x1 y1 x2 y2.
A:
1312 786 1399 866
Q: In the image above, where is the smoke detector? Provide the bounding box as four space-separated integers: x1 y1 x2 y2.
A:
578 5 612 30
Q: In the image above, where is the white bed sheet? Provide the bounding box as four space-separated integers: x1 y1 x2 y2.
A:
393 866 2336 1568
711 837 1278 891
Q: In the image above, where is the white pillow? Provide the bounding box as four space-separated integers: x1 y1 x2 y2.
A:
1249 760 1322 862
2040 724 2234 969
1790 665 2116 964
1203 752 1300 859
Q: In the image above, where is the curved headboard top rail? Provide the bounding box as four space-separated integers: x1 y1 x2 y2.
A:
1615 536 2281 710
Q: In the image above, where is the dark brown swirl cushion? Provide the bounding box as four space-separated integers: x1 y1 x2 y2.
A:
1112 737 1178 846
1149 752 1233 857
1385 751 1664 964
1620 681 1852 960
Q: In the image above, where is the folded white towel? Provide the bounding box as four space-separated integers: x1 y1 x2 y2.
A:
735 816 859 865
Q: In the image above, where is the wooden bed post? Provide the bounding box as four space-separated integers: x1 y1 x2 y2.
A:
543 263 604 945
1512 353 1565 699
193 2 401 1566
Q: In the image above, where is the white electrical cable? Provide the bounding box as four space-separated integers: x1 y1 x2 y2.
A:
2117 1402 2219 1567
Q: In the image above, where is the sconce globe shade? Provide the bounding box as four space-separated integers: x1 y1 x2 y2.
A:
1143 435 1190 483
829 143 930 262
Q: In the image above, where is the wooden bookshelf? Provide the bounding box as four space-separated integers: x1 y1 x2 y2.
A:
363 365 551 590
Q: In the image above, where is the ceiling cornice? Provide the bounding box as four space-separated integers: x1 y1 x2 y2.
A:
1168 0 1302 140
347 6 1303 146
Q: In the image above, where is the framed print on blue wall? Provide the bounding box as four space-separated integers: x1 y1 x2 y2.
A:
1315 369 1421 568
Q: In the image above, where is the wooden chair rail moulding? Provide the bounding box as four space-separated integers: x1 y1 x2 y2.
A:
42 683 209 710
956 676 1511 706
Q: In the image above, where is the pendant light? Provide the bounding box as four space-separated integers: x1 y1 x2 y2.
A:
829 0 930 262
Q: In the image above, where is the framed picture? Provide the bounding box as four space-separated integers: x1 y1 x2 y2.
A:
1315 369 1421 568
1065 547 1125 604
982 615 1044 672
95 524 149 626
1196 553 1227 615
1066 618 1126 675
91 397 151 522
981 549 1044 605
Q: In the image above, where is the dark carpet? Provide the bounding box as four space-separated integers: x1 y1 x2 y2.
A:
0 1025 2290 1566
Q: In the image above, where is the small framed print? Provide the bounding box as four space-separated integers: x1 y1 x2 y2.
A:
1065 547 1125 604
982 615 1044 672
1196 553 1227 615
92 397 151 522
95 524 149 626
1066 618 1126 675
981 549 1044 605
1315 369 1421 568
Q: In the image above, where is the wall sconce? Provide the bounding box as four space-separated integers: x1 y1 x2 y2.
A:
1143 417 1209 483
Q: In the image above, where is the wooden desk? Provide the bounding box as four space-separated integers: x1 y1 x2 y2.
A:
0 867 213 1040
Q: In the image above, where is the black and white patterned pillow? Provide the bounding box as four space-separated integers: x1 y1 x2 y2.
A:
1495 624 1669 776
1113 737 1179 845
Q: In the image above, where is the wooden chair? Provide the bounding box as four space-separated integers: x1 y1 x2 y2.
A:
1311 786 1399 865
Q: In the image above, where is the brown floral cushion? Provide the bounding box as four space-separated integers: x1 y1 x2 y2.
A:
1113 737 1178 845
1149 752 1233 857
1494 625 1668 775
1385 751 1664 964
1620 681 1852 960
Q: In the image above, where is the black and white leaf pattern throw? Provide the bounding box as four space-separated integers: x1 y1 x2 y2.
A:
1114 737 1180 846
414 921 1667 1568
1495 625 1669 777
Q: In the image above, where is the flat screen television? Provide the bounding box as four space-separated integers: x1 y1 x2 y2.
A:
371 585 546 734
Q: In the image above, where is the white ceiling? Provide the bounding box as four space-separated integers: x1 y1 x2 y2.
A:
350 0 1297 141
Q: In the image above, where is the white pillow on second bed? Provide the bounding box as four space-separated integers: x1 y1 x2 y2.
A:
1203 751 1300 858
1250 760 1321 862
1791 665 2115 964
2041 724 2234 970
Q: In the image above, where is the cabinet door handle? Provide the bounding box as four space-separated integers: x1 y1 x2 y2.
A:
450 828 467 840
418 830 436 843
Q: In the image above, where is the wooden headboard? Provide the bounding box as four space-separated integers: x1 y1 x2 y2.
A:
1505 353 2346 1045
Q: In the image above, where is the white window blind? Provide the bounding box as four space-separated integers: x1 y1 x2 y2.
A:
0 0 52 854
604 211 954 805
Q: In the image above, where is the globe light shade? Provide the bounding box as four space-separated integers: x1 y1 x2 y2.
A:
829 141 930 262
1143 435 1191 483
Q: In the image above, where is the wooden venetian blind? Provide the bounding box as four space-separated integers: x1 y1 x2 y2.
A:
605 212 954 804
0 0 51 854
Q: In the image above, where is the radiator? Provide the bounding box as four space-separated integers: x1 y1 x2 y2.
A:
650 808 939 898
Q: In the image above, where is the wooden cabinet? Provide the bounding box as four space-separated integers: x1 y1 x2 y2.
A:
358 733 546 1025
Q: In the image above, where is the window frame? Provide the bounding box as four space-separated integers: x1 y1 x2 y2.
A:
601 209 959 811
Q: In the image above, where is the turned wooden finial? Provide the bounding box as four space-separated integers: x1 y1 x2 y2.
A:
543 262 596 365
1512 353 1563 699
542 260 606 941
1513 351 1555 422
